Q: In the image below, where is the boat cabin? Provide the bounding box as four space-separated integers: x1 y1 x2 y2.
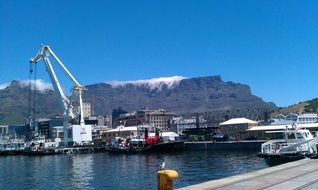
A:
283 129 313 142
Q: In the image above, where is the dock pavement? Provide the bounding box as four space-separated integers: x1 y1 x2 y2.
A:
177 158 318 190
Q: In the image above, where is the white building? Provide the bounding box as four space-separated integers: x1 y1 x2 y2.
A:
273 113 318 124
297 113 318 124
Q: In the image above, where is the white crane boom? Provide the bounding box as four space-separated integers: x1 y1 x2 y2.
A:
30 45 92 146
30 45 85 126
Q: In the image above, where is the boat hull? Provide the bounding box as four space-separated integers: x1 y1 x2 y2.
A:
258 152 306 166
144 141 185 152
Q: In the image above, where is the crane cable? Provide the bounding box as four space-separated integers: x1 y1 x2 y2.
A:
28 62 38 130
33 62 37 122
28 63 33 128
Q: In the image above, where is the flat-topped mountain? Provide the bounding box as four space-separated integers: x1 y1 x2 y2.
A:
85 75 275 114
0 76 276 125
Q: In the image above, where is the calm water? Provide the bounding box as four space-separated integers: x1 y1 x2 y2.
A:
0 150 268 190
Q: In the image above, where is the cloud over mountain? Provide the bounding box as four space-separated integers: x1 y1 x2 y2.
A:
107 76 187 90
0 82 10 90
18 79 53 92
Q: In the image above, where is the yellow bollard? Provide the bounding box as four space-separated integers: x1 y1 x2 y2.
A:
157 169 179 190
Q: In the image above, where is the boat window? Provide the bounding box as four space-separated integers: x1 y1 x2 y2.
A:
287 133 296 139
296 133 304 139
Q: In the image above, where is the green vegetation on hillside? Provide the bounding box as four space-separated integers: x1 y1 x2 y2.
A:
271 98 318 117
304 98 318 113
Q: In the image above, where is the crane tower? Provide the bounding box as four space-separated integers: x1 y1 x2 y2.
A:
30 45 92 146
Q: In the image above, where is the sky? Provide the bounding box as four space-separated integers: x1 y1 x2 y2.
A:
0 0 317 107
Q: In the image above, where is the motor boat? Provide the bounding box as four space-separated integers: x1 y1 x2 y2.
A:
258 125 318 165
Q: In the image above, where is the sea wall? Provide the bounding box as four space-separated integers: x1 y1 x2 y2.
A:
184 140 266 150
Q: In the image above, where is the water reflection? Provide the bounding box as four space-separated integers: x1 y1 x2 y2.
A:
70 154 94 190
0 150 268 189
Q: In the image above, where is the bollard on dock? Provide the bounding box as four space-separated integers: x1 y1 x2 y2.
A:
157 169 179 190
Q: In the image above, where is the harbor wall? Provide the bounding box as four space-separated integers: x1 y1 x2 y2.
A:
184 140 266 150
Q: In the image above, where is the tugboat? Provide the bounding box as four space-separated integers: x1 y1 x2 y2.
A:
258 124 318 165
106 125 184 153
24 135 60 155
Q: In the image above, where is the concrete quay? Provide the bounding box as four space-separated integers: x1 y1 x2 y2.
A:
177 159 318 190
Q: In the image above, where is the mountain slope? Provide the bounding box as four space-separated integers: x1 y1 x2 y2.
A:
271 98 318 116
0 76 276 125
84 76 275 114
0 80 61 125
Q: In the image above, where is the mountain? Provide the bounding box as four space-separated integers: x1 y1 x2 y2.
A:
85 75 275 114
0 80 61 125
0 76 276 125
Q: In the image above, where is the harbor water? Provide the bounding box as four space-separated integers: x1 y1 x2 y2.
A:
0 150 268 189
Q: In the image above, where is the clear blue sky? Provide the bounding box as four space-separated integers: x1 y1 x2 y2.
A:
1 0 317 107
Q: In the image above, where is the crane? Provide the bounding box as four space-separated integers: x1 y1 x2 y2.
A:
30 45 92 146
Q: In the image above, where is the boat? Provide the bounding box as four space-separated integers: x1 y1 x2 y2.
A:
258 125 318 165
0 136 26 156
106 126 184 153
106 137 145 153
24 135 60 155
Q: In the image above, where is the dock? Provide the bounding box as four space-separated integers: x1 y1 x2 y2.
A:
177 158 318 190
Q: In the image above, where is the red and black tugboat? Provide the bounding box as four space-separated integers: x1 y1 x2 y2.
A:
106 126 184 153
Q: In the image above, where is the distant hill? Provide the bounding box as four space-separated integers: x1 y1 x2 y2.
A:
271 98 318 117
0 76 276 125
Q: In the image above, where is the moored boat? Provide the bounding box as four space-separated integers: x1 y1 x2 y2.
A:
24 135 60 156
257 125 318 165
106 125 184 153
0 136 26 156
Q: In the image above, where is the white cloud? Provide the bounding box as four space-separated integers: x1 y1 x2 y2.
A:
107 76 187 90
0 82 10 90
19 79 53 92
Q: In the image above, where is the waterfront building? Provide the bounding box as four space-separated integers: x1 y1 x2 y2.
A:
272 113 318 124
113 111 144 127
286 113 298 121
91 125 111 141
31 115 111 140
170 116 208 135
51 126 64 139
71 100 92 118
147 109 174 131
33 118 63 139
274 114 286 120
297 113 318 124
82 102 92 118
219 118 258 140
50 125 111 143
0 125 8 135
114 109 175 131
86 115 112 127
8 125 29 137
